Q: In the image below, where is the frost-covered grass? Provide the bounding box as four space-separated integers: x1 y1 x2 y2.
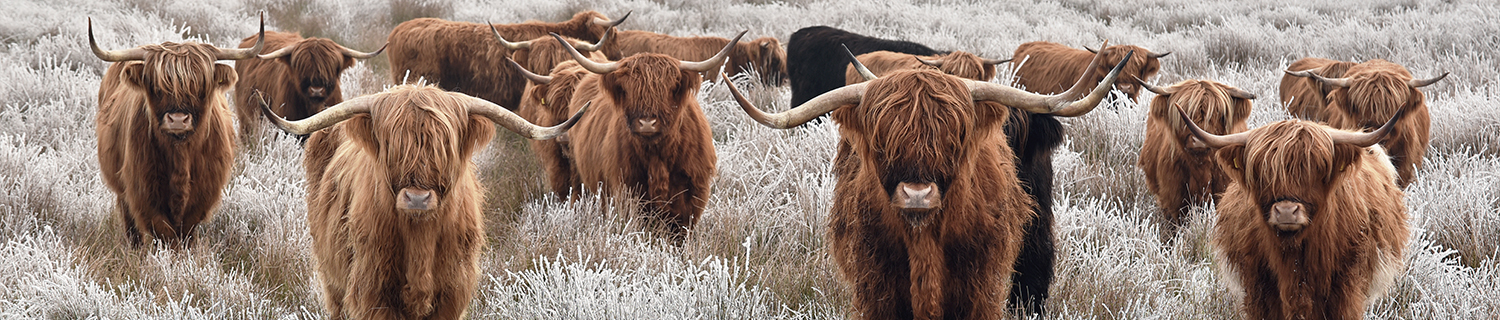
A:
2 0 1497 319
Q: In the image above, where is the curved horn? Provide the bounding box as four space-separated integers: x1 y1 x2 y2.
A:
465 96 589 140
1138 75 1175 96
553 32 618 73
1327 103 1406 147
1284 69 1350 88
255 45 295 60
969 42 1127 117
982 57 1011 65
917 57 943 67
490 22 533 50
843 44 877 81
572 27 612 52
215 11 265 60
1225 86 1257 100
723 73 863 129
88 17 148 62
259 88 373 135
341 42 386 59
506 57 552 85
592 11 631 27
1175 103 1250 148
1148 51 1172 59
1408 72 1448 88
681 30 747 72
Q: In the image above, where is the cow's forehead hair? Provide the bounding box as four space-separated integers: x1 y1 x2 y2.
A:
140 42 220 102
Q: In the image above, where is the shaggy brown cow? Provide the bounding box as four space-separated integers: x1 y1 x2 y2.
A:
1136 79 1255 238
555 31 744 239
386 11 628 109
259 84 587 319
1278 57 1356 120
232 30 384 144
1185 104 1410 320
494 25 612 83
1011 41 1168 101
91 15 263 247
1286 59 1445 187
842 50 1006 85
615 29 787 86
509 58 595 198
724 47 1129 319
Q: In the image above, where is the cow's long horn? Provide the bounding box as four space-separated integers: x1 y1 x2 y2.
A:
215 12 265 60
553 32 618 73
843 44 877 81
1139 76 1175 96
255 45 295 60
681 30 747 72
593 11 631 27
341 42 386 59
1225 86 1257 100
1327 103 1406 147
491 22 533 50
506 57 552 85
1148 51 1172 59
465 96 589 140
970 44 1129 117
1175 103 1250 148
88 18 148 62
982 57 1012 65
572 27 612 52
724 73 862 129
1284 69 1350 88
1408 72 1448 88
918 57 943 67
259 88 371 135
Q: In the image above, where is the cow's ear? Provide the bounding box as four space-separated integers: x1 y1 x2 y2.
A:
1149 96 1172 124
342 56 356 69
1215 145 1246 184
119 62 147 90
1328 143 1364 184
343 114 378 153
678 69 700 99
213 63 237 90
461 116 496 159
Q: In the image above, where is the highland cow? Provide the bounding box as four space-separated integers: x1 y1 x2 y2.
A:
615 29 787 86
509 58 595 198
1136 79 1255 238
787 26 946 108
233 30 384 144
1285 59 1445 187
1010 41 1168 101
260 84 587 319
91 15 263 247
1278 57 1356 120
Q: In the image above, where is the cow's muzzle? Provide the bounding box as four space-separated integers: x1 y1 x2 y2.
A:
632 118 660 136
1268 201 1309 232
161 112 194 135
307 86 328 99
894 182 942 210
398 187 439 212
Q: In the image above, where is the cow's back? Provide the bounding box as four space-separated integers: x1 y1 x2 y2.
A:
1279 57 1355 120
1011 41 1092 95
233 31 300 138
787 26 942 107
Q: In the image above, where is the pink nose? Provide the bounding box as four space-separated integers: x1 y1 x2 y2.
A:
894 182 941 209
398 188 438 211
161 113 194 132
308 86 327 97
635 118 659 134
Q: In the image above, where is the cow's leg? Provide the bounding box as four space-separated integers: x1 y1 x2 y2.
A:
116 197 143 247
143 212 179 248
1010 154 1055 317
1243 268 1282 320
1155 169 1189 241
428 224 481 320
345 223 402 319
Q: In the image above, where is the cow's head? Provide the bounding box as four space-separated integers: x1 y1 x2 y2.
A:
255 37 384 107
727 45 1130 224
570 11 629 59
1285 59 1445 128
915 50 1008 82
1180 102 1404 233
259 85 588 213
555 30 745 140
90 13 265 140
730 36 788 86
1143 79 1255 154
494 24 610 78
1088 44 1168 100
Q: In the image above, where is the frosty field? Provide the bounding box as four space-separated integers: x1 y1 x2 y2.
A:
1 0 1497 318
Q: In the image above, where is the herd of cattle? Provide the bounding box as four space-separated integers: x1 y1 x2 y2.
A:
85 9 1445 320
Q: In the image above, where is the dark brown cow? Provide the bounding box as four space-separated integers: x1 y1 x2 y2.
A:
509 58 595 198
232 30 383 144
1286 59 1445 187
1136 79 1255 238
724 46 1129 319
1011 41 1168 101
259 84 586 319
386 11 628 110
842 50 1005 86
1278 57 1356 120
1184 103 1409 320
556 31 744 239
616 29 787 86
91 15 263 247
